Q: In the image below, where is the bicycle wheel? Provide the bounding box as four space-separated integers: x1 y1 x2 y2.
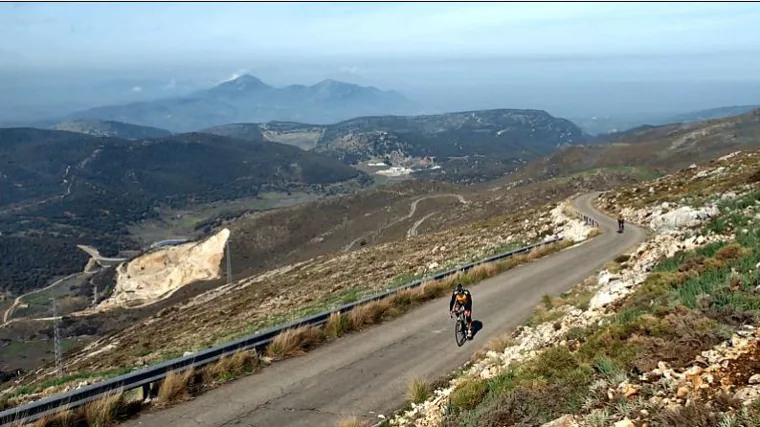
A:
455 317 467 347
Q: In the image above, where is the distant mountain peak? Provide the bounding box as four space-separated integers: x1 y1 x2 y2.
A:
311 79 377 91
214 74 272 92
312 79 342 87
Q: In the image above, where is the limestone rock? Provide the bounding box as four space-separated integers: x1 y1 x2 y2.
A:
541 414 576 427
97 228 230 309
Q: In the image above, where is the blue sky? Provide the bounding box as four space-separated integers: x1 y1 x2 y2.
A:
3 2 760 69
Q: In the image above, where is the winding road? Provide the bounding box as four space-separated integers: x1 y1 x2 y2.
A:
2 273 80 326
123 192 647 427
343 194 467 252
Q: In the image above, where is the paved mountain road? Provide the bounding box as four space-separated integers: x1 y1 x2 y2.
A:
124 192 647 427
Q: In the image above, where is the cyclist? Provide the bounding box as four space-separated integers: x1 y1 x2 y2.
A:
617 213 625 233
449 283 473 338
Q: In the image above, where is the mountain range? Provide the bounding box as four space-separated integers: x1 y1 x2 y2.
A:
201 109 588 183
57 75 418 132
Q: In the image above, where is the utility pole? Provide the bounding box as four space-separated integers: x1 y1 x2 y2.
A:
51 298 63 376
226 239 232 284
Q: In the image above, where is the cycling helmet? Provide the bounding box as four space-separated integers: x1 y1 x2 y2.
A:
456 283 463 292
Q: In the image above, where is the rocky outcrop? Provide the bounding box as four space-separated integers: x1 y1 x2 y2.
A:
551 201 594 242
95 228 230 309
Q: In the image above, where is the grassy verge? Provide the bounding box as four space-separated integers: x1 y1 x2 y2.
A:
15 239 578 424
440 194 760 426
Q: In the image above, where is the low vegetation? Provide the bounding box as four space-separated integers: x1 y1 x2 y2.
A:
406 377 432 405
156 369 195 405
428 152 760 426
337 416 370 427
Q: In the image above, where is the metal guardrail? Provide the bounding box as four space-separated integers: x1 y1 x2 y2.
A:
567 205 600 229
579 213 600 228
0 236 570 425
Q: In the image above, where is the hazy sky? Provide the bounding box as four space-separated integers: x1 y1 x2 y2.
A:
2 2 760 122
4 2 760 67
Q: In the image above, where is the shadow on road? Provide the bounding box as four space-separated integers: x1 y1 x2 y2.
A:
471 320 484 338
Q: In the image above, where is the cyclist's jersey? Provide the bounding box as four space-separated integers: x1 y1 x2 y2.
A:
455 292 469 304
450 289 472 311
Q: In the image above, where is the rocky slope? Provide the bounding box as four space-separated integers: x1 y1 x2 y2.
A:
94 228 230 310
386 149 760 427
508 108 760 185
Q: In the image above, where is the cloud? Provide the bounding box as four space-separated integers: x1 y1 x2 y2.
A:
131 86 143 92
339 65 361 75
163 78 176 90
217 68 252 84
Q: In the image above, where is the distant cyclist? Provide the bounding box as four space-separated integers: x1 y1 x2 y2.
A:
450 284 473 338
617 213 625 233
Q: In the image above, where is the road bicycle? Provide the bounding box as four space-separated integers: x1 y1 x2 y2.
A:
451 306 469 347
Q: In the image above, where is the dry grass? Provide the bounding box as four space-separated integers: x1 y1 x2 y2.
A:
336 416 369 427
31 409 76 427
472 335 516 360
529 240 573 260
588 228 601 238
486 335 516 353
468 262 499 282
496 254 528 271
527 306 566 327
605 260 622 274
83 390 125 427
325 312 349 338
202 350 260 386
411 278 449 301
266 326 324 359
348 303 373 330
229 349 259 372
157 369 195 405
406 377 431 404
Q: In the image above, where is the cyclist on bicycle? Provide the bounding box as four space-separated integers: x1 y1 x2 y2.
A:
617 213 625 232
450 283 473 338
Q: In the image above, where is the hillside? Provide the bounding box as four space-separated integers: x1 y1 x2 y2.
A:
390 149 760 427
203 121 325 151
0 128 369 296
0 163 632 398
63 75 417 132
204 109 588 183
571 105 760 136
664 104 760 125
508 108 760 184
49 119 172 139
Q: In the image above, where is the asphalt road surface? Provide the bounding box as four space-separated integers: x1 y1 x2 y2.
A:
124 192 647 427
